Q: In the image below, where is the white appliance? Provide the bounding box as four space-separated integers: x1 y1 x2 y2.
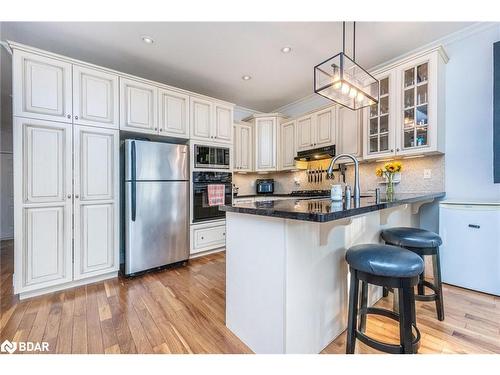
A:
439 202 500 296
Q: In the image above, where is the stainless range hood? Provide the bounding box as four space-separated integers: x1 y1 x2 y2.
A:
294 145 336 162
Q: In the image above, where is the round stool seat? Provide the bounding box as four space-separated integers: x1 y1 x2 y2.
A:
346 244 424 278
381 227 442 248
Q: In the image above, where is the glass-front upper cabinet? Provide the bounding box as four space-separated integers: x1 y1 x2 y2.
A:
395 48 448 156
363 71 396 160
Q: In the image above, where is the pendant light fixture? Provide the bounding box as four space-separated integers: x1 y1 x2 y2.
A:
314 22 379 110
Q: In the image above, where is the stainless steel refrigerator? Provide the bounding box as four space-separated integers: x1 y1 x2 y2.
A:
123 139 189 276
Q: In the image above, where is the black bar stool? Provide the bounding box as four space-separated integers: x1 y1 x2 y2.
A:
381 227 445 321
345 244 424 354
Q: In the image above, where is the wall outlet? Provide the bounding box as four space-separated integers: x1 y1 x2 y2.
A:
423 169 432 179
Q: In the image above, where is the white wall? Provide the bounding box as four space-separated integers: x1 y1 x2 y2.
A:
444 25 500 202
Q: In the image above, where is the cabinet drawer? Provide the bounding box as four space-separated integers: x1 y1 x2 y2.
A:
191 223 226 254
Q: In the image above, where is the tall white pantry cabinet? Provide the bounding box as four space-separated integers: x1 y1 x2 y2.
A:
12 48 120 298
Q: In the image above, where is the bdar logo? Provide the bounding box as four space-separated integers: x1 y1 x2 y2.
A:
1 340 17 354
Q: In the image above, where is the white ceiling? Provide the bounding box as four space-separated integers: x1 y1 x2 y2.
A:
2 22 473 111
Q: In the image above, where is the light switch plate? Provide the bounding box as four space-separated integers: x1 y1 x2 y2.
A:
423 169 432 179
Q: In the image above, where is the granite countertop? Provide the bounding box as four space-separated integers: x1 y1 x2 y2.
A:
220 192 446 222
233 193 294 198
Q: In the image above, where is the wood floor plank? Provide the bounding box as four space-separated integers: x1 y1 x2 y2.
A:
1 240 498 355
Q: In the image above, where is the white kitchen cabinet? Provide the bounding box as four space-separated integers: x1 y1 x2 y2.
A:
158 88 189 138
254 117 278 171
73 65 119 129
234 122 253 172
190 96 213 140
73 125 119 280
337 107 363 158
13 50 72 123
363 47 447 160
296 108 335 152
191 97 233 143
214 104 233 143
14 118 73 293
279 120 296 170
120 77 158 134
190 222 226 255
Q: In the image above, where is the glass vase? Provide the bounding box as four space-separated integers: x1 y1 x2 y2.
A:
386 173 395 198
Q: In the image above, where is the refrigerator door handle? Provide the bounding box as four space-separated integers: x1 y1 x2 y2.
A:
131 140 137 222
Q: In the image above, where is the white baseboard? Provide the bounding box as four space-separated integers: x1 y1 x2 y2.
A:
189 247 225 259
18 272 118 300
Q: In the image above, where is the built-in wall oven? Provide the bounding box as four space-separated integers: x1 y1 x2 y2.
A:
192 171 232 223
194 144 230 169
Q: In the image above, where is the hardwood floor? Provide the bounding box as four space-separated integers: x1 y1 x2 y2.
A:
1 239 499 354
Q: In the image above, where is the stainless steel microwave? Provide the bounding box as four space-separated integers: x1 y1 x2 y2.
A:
194 144 230 169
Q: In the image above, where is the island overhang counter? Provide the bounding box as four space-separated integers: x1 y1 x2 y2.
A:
219 192 445 354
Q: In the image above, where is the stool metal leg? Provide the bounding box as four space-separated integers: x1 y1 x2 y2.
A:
432 248 445 321
359 281 368 333
398 286 416 354
417 255 425 296
346 269 360 354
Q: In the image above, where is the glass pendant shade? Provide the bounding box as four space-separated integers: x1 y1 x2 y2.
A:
314 52 379 110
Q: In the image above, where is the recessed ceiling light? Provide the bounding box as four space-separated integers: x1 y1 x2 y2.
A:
142 36 154 44
241 75 252 81
281 46 292 53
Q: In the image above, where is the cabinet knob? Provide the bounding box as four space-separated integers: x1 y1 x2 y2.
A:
67 114 71 119
154 127 158 131
391 149 394 152
396 148 400 152
75 115 79 120
159 128 163 132
223 233 226 236
201 236 204 240
67 194 72 199
75 194 79 199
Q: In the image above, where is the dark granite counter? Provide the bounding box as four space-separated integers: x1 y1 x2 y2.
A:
220 192 445 222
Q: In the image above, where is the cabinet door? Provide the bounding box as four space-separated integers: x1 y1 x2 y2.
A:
280 121 296 170
120 77 158 134
233 124 241 169
14 118 73 293
214 104 233 143
337 107 363 158
190 97 213 140
73 125 119 280
13 50 72 123
158 89 189 138
396 54 439 156
363 73 396 160
315 108 335 147
255 118 277 171
239 123 253 171
296 115 314 151
73 65 119 129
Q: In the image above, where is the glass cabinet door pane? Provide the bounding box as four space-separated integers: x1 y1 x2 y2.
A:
404 108 414 128
416 105 428 126
379 115 389 133
369 118 378 135
380 96 389 115
417 63 428 83
369 136 378 153
404 130 415 148
370 82 379 98
416 127 428 146
404 88 414 108
404 68 415 87
380 77 389 96
370 103 378 118
417 84 428 105
379 134 389 151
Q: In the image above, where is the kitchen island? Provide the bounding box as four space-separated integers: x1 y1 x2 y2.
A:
219 192 445 354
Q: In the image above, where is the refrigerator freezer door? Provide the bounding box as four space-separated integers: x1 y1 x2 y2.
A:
125 139 188 181
125 180 189 274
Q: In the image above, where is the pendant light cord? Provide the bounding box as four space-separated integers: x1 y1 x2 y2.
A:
342 22 345 54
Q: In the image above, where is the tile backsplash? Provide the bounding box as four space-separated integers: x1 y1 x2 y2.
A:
233 155 445 195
